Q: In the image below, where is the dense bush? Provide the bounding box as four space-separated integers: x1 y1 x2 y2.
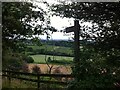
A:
47 57 52 62
68 46 120 89
22 55 34 63
22 63 30 73
8 57 23 71
26 46 73 57
26 57 34 63
2 53 23 71
26 47 33 52
32 65 41 74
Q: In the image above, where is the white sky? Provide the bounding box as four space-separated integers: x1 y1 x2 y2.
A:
33 0 75 40
39 16 75 40
34 0 92 40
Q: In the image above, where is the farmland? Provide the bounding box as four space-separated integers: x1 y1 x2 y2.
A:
30 54 73 64
26 42 74 65
27 44 73 57
26 42 74 75
3 42 74 88
3 2 120 89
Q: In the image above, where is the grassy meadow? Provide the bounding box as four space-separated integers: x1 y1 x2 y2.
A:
27 45 73 56
30 54 73 64
27 44 74 65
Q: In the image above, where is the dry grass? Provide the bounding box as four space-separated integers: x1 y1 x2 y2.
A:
2 78 36 88
27 64 72 74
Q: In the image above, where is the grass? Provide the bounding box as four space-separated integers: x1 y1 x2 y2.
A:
27 45 73 64
27 45 73 55
2 77 67 89
2 80 64 89
30 54 73 64
2 78 36 88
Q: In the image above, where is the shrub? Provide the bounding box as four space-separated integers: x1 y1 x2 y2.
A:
53 67 61 74
3 53 23 71
26 47 33 52
22 55 34 63
47 57 52 62
40 49 45 54
26 57 34 63
22 63 29 73
32 65 41 74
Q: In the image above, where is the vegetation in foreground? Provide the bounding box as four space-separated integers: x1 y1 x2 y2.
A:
2 1 120 90
2 78 65 89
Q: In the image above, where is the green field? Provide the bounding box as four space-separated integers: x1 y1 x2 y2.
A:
27 44 74 64
30 54 73 64
27 45 73 56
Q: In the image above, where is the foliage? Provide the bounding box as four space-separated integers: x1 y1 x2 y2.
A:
27 44 73 56
2 2 41 70
32 65 41 74
68 45 120 89
41 40 74 47
26 47 33 52
2 52 23 71
23 55 34 63
22 63 30 73
49 2 120 89
48 59 72 65
26 56 33 63
51 2 120 50
2 2 43 51
2 2 57 70
47 57 52 62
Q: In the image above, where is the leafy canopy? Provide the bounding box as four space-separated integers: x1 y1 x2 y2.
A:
2 2 57 70
49 2 120 89
51 2 120 50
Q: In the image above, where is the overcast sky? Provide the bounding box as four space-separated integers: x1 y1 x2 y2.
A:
33 0 75 40
39 16 75 40
34 0 93 40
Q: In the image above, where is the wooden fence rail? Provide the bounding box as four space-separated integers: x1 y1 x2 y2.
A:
2 70 73 89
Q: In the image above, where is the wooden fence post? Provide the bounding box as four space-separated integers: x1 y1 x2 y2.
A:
37 74 40 89
8 71 11 85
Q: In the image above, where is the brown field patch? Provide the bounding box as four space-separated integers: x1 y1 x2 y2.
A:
27 64 72 74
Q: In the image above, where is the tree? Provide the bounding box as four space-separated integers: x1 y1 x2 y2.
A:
2 2 57 70
32 65 41 74
51 2 120 50
49 2 120 89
